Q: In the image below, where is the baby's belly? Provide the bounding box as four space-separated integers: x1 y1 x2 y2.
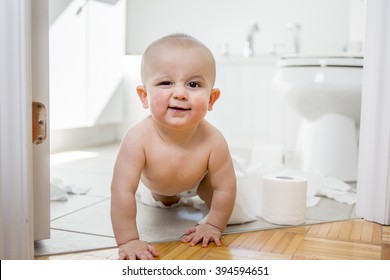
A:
140 171 206 196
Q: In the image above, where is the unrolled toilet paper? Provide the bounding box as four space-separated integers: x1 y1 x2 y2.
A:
261 174 307 225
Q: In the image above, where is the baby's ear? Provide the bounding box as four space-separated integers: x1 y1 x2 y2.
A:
208 88 221 111
136 86 149 109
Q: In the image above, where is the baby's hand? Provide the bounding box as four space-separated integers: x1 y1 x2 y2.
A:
181 223 223 247
118 239 159 260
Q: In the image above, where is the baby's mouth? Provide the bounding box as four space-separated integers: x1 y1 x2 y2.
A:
168 106 190 111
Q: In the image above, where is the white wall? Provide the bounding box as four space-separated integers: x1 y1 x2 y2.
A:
126 0 353 56
49 0 125 131
49 0 127 152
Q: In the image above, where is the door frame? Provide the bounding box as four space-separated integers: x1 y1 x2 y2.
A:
0 0 35 259
0 0 50 259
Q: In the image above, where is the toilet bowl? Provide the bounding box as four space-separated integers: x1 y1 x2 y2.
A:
273 54 363 181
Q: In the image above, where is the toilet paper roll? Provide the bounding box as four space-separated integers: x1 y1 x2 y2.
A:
261 174 307 225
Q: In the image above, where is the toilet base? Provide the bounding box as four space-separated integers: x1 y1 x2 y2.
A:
293 114 358 182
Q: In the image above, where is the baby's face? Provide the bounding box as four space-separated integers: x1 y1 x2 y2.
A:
140 45 218 129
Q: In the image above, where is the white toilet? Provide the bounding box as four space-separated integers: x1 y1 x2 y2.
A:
273 54 363 181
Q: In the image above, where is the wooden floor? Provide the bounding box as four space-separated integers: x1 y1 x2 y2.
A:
36 219 390 260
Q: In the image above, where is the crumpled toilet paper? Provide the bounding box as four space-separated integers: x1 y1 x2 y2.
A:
50 178 91 201
317 177 356 205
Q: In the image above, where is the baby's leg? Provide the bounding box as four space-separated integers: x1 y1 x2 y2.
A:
197 173 213 209
151 193 180 207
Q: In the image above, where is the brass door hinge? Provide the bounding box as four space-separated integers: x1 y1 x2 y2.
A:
32 102 47 144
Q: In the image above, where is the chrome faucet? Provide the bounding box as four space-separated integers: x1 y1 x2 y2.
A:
286 22 301 53
243 21 259 57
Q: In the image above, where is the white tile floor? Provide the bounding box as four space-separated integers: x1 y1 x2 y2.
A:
35 143 120 256
34 142 358 257
36 142 205 256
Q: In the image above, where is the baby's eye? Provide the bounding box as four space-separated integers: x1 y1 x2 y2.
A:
187 81 201 88
158 81 173 86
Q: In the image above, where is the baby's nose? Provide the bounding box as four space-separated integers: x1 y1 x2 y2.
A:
173 86 188 99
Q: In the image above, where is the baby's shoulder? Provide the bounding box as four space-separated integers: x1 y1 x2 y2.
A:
199 120 229 148
123 117 153 142
200 120 224 138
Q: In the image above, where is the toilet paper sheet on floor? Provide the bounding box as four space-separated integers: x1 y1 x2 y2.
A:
50 178 91 201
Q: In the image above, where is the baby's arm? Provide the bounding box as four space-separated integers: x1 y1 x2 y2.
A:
182 136 236 247
110 130 158 260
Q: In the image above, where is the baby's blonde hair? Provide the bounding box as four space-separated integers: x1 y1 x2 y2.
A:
140 33 216 85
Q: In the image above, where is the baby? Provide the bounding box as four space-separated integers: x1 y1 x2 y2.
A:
110 34 236 260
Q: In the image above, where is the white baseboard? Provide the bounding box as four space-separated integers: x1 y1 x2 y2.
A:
50 124 121 153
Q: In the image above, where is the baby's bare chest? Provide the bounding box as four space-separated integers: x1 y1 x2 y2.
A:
142 146 209 187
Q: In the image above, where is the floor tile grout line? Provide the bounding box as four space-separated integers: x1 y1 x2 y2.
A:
49 227 115 239
51 197 110 221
